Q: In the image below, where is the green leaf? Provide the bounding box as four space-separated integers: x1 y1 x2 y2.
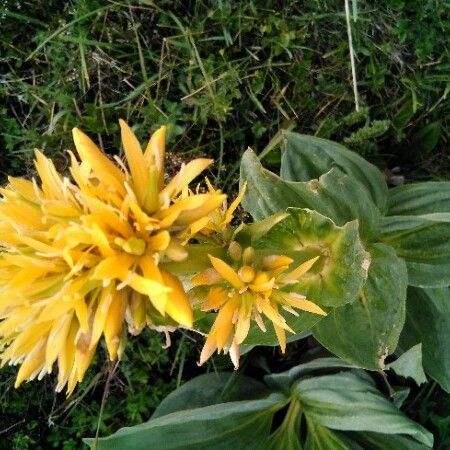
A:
387 344 427 386
304 421 357 450
313 244 407 370
244 307 322 349
244 208 369 347
240 149 380 239
265 357 357 392
253 208 369 308
347 431 432 449
391 387 411 409
399 287 450 393
86 393 286 450
152 372 269 419
411 121 441 156
294 372 433 447
388 181 450 216
280 131 388 213
380 215 450 287
267 400 303 450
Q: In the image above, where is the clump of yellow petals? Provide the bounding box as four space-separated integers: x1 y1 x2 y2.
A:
184 181 247 242
0 120 225 394
191 243 326 368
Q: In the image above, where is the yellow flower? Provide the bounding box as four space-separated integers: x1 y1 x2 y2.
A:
183 181 247 242
0 121 225 394
191 244 326 368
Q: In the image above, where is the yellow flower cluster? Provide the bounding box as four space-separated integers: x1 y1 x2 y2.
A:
192 243 326 367
0 121 324 394
0 121 224 394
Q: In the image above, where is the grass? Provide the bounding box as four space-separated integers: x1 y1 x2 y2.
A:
1 1 449 183
0 0 449 448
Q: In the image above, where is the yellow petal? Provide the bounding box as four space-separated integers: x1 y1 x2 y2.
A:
89 221 115 257
127 258 171 316
148 230 170 252
56 320 77 393
189 216 211 236
160 269 193 327
15 339 46 388
0 202 43 228
119 119 149 207
191 268 222 286
280 256 320 283
75 297 89 332
214 295 239 350
42 201 80 217
72 128 125 194
144 126 166 185
45 313 73 370
34 150 65 200
37 297 77 323
128 291 146 335
234 313 250 345
199 330 218 366
256 297 288 329
202 287 229 311
8 322 52 360
223 182 247 226
91 254 134 282
174 194 227 226
281 293 327 316
165 240 188 262
9 266 47 290
229 339 240 369
8 176 41 203
74 341 96 383
104 290 127 360
90 286 114 349
162 159 213 198
249 277 275 293
208 255 244 289
143 165 160 213
274 323 287 353
262 255 294 270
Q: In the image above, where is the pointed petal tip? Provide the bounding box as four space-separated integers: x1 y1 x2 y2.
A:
118 118 129 130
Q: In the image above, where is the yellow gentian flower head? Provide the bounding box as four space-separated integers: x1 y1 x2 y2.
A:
191 243 326 368
0 121 225 394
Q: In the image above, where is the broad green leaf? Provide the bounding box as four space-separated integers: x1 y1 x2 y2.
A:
294 372 433 447
380 215 450 287
304 420 357 450
399 287 450 393
86 393 286 450
240 149 380 239
388 181 450 216
244 208 369 347
253 208 369 308
313 244 407 370
280 131 388 213
268 429 303 450
347 431 432 449
267 400 303 450
152 372 269 419
387 344 427 386
265 357 357 392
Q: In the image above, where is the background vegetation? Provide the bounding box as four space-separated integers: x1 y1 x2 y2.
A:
0 0 449 448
